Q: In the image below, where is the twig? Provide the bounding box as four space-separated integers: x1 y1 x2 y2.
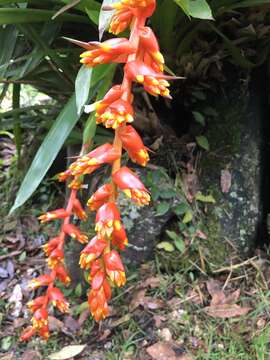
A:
0 250 22 261
213 256 258 273
222 261 233 291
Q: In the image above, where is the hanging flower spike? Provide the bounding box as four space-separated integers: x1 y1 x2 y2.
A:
104 250 126 287
48 287 69 313
80 38 136 67
79 236 107 269
38 209 69 223
73 198 87 221
95 202 122 238
68 143 121 176
138 27 164 72
113 166 150 205
118 125 149 166
63 223 88 244
87 184 113 211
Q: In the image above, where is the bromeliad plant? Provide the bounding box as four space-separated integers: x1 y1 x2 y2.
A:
20 0 178 341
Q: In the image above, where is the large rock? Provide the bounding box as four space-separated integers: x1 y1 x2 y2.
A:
199 69 263 261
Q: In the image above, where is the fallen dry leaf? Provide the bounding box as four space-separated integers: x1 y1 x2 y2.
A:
146 342 192 360
220 169 231 193
204 304 251 318
129 289 164 311
48 344 86 360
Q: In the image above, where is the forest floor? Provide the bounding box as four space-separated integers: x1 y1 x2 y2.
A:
0 207 270 360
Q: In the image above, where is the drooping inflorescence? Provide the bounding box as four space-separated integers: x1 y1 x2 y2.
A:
21 0 177 341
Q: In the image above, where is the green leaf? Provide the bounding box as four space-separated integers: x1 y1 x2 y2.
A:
10 94 81 213
99 0 118 40
85 5 100 25
75 283 82 297
183 210 193 224
192 111 205 126
166 230 185 253
75 65 93 115
155 202 170 216
195 192 216 203
173 202 190 215
0 25 17 79
174 0 213 20
0 8 88 25
156 241 175 252
196 135 209 150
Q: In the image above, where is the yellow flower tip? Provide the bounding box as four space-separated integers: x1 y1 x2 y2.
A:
136 75 144 83
112 2 123 9
123 189 132 198
107 220 113 228
114 220 121 231
153 51 165 64
100 44 111 52
125 114 134 123
87 158 98 166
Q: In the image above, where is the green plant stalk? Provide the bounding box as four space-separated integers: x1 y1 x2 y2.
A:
12 83 21 162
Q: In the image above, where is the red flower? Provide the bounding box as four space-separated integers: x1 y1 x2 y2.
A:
105 0 156 25
63 223 88 244
47 247 64 269
88 287 109 321
87 276 111 321
69 144 120 176
95 202 122 238
91 270 105 290
96 99 134 129
55 264 71 285
38 209 69 223
113 166 150 205
43 237 62 256
118 125 149 166
79 38 136 67
38 324 50 340
32 308 48 330
138 27 164 72
80 236 107 269
125 60 173 97
104 250 126 287
87 184 113 211
27 296 47 312
73 198 87 221
28 274 53 290
20 326 36 342
109 8 133 35
48 287 69 313
112 225 128 250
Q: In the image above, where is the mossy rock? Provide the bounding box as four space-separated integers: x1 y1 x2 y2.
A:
199 70 262 261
